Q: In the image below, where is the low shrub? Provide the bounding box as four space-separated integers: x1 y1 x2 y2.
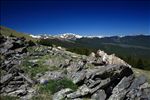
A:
0 96 19 100
38 78 78 94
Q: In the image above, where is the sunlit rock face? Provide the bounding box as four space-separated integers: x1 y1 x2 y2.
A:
96 49 131 67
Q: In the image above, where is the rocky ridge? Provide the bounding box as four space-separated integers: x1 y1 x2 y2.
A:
0 34 150 100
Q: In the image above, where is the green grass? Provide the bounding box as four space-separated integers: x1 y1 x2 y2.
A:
21 48 61 77
21 46 65 77
21 57 49 77
0 96 19 100
38 78 78 94
132 68 150 83
0 26 37 41
31 78 77 100
31 93 52 100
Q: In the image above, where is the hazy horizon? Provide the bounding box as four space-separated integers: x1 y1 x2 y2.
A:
1 25 150 37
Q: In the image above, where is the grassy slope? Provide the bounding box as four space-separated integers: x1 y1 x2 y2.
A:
0 26 37 41
132 68 150 83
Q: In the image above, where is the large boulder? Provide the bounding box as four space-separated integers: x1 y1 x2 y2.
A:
89 78 111 93
53 88 73 100
37 71 65 84
109 75 150 100
108 75 134 100
67 84 90 99
0 74 13 85
87 52 96 63
68 70 86 84
67 60 85 73
96 50 131 67
15 47 27 54
91 89 106 100
126 75 150 99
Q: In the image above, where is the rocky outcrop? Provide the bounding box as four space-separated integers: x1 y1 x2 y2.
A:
0 34 149 100
0 34 35 98
51 50 150 100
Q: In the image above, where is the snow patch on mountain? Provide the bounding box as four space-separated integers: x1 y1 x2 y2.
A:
83 35 103 38
57 33 82 39
30 33 104 39
30 34 41 39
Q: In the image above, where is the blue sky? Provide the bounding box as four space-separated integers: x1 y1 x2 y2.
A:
1 0 150 36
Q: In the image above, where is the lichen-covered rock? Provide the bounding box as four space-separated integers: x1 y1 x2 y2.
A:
0 74 13 84
96 50 131 67
67 84 90 99
0 35 34 98
53 88 73 100
68 70 86 84
91 89 106 100
126 75 150 100
108 75 134 100
37 71 65 84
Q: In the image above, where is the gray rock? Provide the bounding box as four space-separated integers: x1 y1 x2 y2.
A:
109 75 150 100
68 70 86 84
79 84 90 95
67 84 90 99
8 88 27 97
128 75 147 90
3 39 14 50
73 98 84 100
96 50 130 66
126 75 150 100
44 56 70 69
88 80 101 88
92 57 105 66
12 76 23 81
67 60 85 73
90 78 110 93
0 35 37 98
108 75 134 100
67 91 82 99
20 88 36 100
87 52 96 63
37 71 65 84
53 88 73 100
60 59 70 68
1 35 150 100
0 74 13 84
18 72 34 84
3 86 17 93
91 89 106 100
15 47 27 54
9 81 24 85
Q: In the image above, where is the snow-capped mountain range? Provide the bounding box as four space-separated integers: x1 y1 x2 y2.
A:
30 33 104 40
30 33 148 40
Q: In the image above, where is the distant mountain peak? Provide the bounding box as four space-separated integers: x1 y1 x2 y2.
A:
29 33 105 40
55 33 83 40
29 34 41 39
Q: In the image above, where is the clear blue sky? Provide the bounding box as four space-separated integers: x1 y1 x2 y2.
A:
1 0 150 36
